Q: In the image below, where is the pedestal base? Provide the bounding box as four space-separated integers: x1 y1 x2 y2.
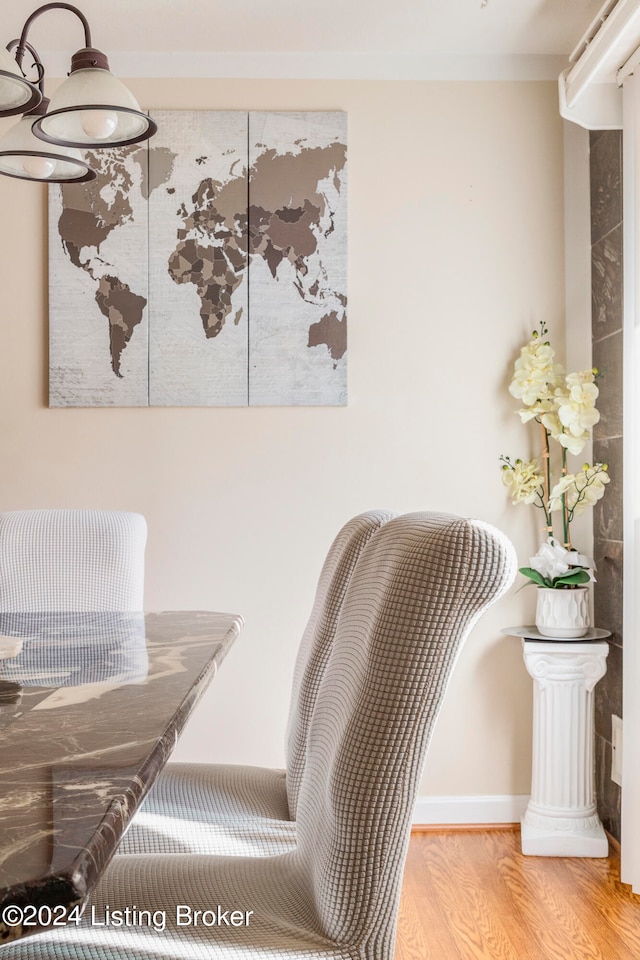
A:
514 637 611 859
521 817 609 857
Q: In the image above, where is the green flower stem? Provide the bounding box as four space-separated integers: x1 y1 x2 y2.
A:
561 448 570 549
540 421 553 534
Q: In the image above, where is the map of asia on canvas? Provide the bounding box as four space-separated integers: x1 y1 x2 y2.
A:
48 110 347 407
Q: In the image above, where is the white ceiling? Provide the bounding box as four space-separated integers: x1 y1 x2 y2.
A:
2 0 606 77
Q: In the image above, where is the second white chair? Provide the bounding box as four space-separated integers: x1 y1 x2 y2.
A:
0 509 147 611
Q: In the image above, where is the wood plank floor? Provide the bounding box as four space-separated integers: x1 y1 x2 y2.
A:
395 829 640 960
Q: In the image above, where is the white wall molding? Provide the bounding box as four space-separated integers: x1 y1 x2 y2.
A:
559 0 640 129
38 51 566 83
558 73 622 130
413 795 529 826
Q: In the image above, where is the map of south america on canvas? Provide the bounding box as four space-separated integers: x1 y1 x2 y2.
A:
49 144 150 406
48 110 347 407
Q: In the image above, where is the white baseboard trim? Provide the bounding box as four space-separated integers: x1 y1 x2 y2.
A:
413 795 529 825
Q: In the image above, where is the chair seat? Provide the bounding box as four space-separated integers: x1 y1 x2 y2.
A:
119 763 296 857
1 854 358 960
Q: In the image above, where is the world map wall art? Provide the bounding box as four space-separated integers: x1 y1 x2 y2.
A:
48 111 347 407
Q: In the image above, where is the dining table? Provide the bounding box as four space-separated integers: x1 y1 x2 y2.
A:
0 609 242 947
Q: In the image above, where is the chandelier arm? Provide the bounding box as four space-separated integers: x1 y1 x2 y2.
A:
14 3 92 69
6 39 45 92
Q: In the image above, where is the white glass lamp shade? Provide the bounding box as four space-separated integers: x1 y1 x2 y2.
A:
32 68 156 148
0 46 41 116
0 115 94 183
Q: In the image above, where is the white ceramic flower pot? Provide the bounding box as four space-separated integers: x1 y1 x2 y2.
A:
535 586 590 639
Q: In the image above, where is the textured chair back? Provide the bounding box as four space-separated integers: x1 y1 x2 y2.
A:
0 510 147 611
295 512 516 956
285 510 395 818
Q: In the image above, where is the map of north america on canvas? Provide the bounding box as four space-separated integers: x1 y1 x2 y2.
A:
48 111 347 407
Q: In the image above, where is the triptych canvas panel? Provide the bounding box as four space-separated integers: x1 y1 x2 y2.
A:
48 111 347 407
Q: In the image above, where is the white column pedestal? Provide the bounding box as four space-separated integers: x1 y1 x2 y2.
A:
521 639 609 857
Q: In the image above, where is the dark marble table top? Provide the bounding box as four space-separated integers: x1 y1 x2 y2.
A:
0 610 242 945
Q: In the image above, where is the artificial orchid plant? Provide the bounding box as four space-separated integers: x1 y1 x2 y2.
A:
500 323 610 588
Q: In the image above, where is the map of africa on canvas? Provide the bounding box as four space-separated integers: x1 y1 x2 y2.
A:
48 111 347 407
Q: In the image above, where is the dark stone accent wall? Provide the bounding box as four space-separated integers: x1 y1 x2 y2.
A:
590 129 623 842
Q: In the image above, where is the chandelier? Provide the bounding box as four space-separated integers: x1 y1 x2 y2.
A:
0 2 157 183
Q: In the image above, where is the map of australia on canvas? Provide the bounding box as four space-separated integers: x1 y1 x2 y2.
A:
48 110 347 407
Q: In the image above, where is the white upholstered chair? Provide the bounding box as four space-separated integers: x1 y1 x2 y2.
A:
0 510 147 611
3 512 515 960
119 509 396 857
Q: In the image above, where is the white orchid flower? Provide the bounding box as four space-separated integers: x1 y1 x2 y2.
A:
508 337 564 409
557 430 590 456
501 458 544 505
557 381 600 437
549 464 610 519
502 327 609 572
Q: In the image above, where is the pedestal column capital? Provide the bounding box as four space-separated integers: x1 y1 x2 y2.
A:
522 640 609 692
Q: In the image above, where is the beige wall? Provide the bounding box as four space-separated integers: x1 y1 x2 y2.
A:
0 79 565 798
